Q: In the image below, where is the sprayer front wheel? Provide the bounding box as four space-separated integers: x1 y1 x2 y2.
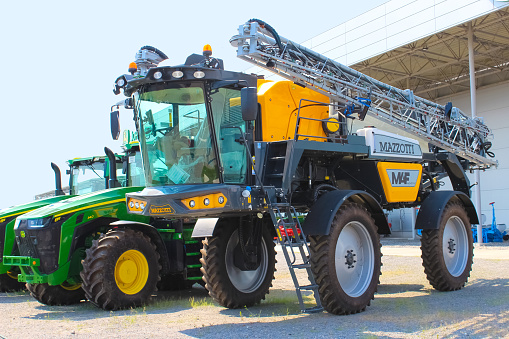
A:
200 223 276 308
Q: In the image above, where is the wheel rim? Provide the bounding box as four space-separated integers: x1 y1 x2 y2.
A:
60 282 82 291
114 250 149 295
335 221 375 297
442 216 468 277
225 229 268 293
6 271 18 280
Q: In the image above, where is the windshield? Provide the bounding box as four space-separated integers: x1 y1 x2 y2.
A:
135 84 219 186
127 150 145 187
70 162 107 195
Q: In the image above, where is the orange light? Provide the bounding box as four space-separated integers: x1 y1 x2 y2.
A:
128 62 137 74
32 261 36 265
203 44 212 57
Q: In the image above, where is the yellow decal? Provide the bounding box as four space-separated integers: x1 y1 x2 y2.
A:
20 231 25 238
149 204 176 215
0 219 4 223
54 217 61 222
377 162 422 203
88 215 94 220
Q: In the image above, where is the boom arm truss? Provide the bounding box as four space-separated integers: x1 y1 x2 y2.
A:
230 20 496 169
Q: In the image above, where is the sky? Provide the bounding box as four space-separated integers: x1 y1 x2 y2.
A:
0 0 388 209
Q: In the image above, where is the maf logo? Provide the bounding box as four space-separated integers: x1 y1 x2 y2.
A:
149 204 175 215
386 169 419 187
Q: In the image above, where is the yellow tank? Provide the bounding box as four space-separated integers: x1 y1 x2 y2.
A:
256 80 330 142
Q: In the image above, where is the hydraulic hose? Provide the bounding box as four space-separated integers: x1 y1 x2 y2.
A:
248 19 283 50
140 45 168 60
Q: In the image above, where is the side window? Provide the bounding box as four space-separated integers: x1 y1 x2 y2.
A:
210 88 246 184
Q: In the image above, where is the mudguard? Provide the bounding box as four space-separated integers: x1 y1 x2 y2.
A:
302 190 390 236
415 191 478 230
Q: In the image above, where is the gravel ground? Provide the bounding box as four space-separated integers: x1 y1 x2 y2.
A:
1 238 508 338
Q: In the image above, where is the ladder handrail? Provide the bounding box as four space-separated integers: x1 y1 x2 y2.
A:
231 20 496 169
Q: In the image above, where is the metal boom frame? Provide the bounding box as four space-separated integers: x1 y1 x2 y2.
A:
230 20 496 169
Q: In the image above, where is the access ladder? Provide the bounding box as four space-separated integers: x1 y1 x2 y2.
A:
230 19 496 169
268 203 323 313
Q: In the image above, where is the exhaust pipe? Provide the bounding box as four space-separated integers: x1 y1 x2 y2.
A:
51 162 65 196
104 147 120 188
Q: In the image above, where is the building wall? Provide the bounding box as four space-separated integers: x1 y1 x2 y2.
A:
301 0 508 66
439 81 509 227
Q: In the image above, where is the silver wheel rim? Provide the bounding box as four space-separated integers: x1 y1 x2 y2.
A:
335 221 375 297
225 229 268 293
443 216 468 277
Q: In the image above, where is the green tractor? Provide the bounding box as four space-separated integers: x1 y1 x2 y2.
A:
3 137 150 305
0 154 114 292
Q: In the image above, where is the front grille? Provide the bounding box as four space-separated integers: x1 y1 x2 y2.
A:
16 222 61 274
0 216 16 263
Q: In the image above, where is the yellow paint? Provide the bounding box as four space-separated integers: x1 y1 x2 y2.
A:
1 209 35 220
54 217 61 222
20 231 25 238
256 80 330 142
181 193 227 210
55 199 125 217
60 282 82 291
114 250 149 295
377 162 422 203
88 215 94 219
127 198 146 213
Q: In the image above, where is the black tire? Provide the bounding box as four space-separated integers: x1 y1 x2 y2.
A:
0 271 25 292
421 202 473 291
309 203 381 315
200 223 276 308
158 273 194 291
80 228 161 310
27 282 85 305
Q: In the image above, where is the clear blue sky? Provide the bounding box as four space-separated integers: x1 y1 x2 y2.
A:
0 0 388 209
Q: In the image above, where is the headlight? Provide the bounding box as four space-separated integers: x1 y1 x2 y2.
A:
127 198 147 213
27 217 52 228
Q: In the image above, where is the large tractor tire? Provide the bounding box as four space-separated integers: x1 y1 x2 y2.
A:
0 271 25 292
27 282 85 305
309 203 381 315
80 228 161 310
200 223 276 308
421 202 473 291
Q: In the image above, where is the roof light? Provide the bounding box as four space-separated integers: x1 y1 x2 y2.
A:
189 200 196 208
194 71 205 79
203 44 212 57
172 70 184 78
218 196 224 204
153 71 163 79
128 62 137 74
203 198 210 206
116 78 125 87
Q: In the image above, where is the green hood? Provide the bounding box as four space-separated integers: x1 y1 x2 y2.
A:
0 195 74 220
18 187 144 220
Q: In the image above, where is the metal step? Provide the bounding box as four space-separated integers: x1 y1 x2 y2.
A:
269 203 323 313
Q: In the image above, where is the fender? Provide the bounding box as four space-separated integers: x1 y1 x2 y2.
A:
303 190 390 236
191 218 219 238
415 191 478 230
110 220 172 275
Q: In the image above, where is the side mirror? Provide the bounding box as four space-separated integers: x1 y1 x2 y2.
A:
111 110 120 140
241 87 258 121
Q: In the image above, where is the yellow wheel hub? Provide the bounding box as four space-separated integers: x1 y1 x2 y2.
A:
60 282 82 291
114 250 149 295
